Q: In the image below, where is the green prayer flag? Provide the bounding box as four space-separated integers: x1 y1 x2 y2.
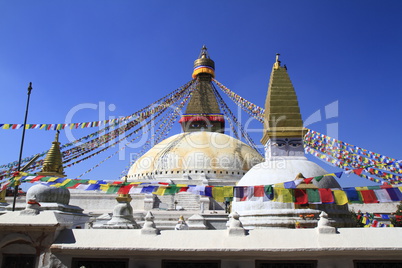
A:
314 176 324 182
107 185 120 194
306 188 321 203
164 186 179 195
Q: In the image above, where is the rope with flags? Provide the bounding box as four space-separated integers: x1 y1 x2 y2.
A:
0 80 195 179
3 166 401 205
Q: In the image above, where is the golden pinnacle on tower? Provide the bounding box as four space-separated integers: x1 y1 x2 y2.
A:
179 46 225 133
37 131 66 178
261 54 306 145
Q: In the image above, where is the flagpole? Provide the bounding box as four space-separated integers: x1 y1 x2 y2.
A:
12 82 32 211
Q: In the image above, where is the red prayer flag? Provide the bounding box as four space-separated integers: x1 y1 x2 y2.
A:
353 168 364 176
360 190 379 203
117 185 133 195
254 185 265 197
31 176 45 182
179 187 189 192
304 178 314 184
318 188 334 204
294 189 308 204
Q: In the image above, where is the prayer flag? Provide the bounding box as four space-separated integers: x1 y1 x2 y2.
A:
117 185 133 195
204 186 213 197
386 188 402 201
223 186 234 198
254 186 265 197
360 190 378 203
106 185 119 194
76 184 90 190
212 187 224 202
284 181 296 189
164 186 179 195
374 189 392 203
353 168 364 176
179 187 189 192
344 188 362 203
314 176 324 182
303 178 313 184
234 186 244 201
129 186 142 194
333 190 348 205
294 189 308 204
274 188 294 203
306 188 321 204
264 185 273 200
153 186 166 195
141 186 157 194
319 188 334 204
241 186 254 201
334 172 343 178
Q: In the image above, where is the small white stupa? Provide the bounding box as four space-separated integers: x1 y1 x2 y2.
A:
232 54 354 229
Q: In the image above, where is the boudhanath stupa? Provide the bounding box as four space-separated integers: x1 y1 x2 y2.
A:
0 47 401 268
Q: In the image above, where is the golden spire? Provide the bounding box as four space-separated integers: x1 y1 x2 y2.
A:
37 131 66 177
179 46 224 133
261 54 306 145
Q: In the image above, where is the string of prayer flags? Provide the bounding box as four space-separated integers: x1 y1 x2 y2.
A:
3 171 402 206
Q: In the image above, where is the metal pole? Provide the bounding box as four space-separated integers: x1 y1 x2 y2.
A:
12 82 32 211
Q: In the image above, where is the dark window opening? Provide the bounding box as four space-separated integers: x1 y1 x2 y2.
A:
71 258 128 268
354 260 402 268
256 260 317 268
2 254 36 268
162 260 220 268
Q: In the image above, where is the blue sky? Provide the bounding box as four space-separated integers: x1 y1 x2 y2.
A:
1 1 401 189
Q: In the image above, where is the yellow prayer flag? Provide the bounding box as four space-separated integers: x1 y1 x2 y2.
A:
153 186 166 196
223 186 233 198
212 187 224 202
333 190 348 205
88 180 97 184
13 176 22 182
47 177 59 182
60 179 72 186
176 184 188 187
100 184 110 192
274 188 293 203
274 183 285 188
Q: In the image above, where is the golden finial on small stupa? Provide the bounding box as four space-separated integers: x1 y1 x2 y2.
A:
37 130 66 178
274 53 281 69
116 176 132 203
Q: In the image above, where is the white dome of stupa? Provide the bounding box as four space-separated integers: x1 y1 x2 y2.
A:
238 157 341 188
127 131 263 185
